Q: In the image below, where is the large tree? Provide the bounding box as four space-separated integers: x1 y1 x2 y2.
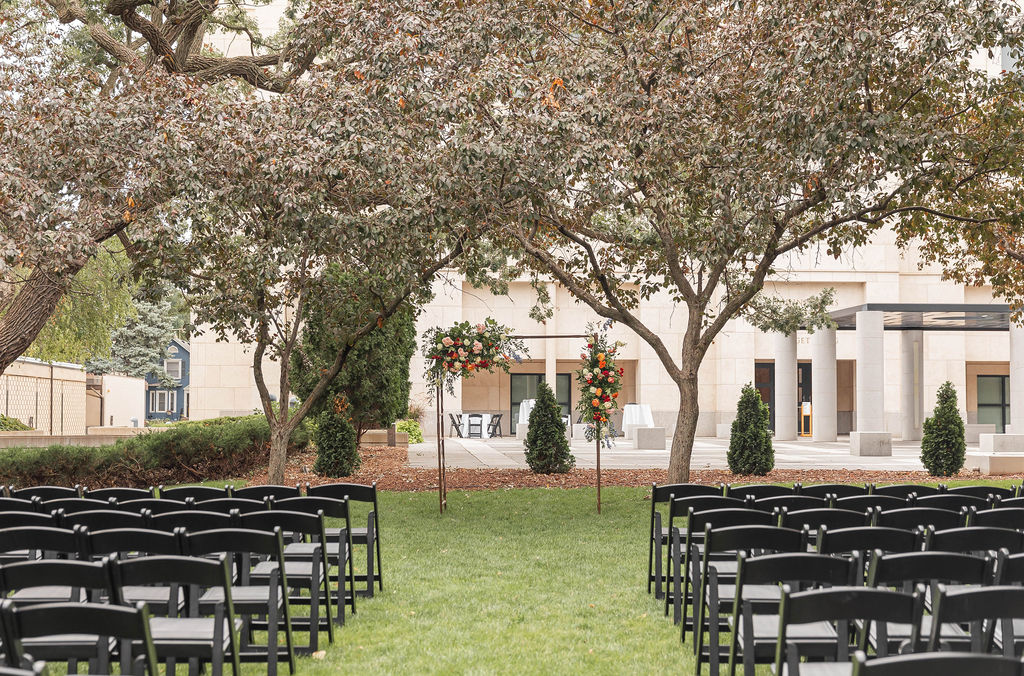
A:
427 0 1024 482
0 0 340 377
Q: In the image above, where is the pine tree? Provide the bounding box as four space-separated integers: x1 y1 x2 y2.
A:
525 381 575 474
728 383 774 475
313 405 361 477
921 381 966 477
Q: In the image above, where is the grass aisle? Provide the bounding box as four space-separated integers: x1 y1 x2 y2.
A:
303 486 689 674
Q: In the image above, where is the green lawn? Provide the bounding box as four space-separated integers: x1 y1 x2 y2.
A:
300 486 689 674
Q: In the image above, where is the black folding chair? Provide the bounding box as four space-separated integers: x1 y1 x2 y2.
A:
9 486 81 501
726 484 796 501
647 483 724 598
817 526 921 582
0 512 52 531
874 507 965 531
112 554 242 676
150 510 235 532
0 600 159 676
83 487 154 502
836 495 909 513
0 498 41 514
118 498 191 515
916 494 993 512
486 413 503 438
667 507 772 629
199 498 269 515
694 525 808 674
238 510 335 650
448 413 463 438
774 586 924 675
753 496 827 513
997 497 1024 509
0 557 116 608
466 413 483 438
873 484 942 499
780 508 867 533
948 484 1017 501
184 528 296 675
41 498 112 515
851 651 1024 676
728 553 858 676
929 585 1024 655
59 509 148 531
974 508 1024 529
157 485 231 502
866 550 995 653
83 528 185 615
272 497 358 614
801 484 870 499
306 482 383 597
0 526 82 562
662 496 752 622
926 526 1024 555
232 485 301 502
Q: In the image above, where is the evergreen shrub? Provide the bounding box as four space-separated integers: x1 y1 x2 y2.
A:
525 381 575 474
921 381 966 477
727 383 774 475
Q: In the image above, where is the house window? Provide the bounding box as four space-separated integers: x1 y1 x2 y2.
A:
165 359 182 380
149 390 175 413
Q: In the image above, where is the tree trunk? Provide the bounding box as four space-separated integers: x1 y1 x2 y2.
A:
668 371 700 483
268 426 290 485
0 267 77 374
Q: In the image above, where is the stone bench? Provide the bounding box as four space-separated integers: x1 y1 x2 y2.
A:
635 426 666 450
965 423 996 444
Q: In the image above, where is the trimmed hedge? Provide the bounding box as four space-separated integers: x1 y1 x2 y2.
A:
0 415 310 488
396 419 424 444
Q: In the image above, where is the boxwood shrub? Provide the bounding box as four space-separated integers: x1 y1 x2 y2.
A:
0 415 309 488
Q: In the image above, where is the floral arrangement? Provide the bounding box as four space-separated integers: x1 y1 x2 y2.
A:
575 324 625 443
424 318 527 393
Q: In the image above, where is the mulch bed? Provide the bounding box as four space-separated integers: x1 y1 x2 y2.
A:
243 445 1021 492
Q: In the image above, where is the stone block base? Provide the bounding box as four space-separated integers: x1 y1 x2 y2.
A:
635 427 667 450
966 452 1024 475
572 424 589 440
965 424 996 444
716 423 732 440
516 423 529 439
850 431 892 457
979 433 1024 453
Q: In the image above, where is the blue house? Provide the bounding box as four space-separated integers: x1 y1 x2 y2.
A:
145 337 190 422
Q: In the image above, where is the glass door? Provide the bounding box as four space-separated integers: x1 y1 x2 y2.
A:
754 362 775 432
511 374 544 433
977 375 1010 433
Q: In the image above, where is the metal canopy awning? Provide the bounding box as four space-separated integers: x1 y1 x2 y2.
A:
829 303 1014 332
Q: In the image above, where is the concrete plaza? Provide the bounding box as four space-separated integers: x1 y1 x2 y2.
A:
409 435 940 471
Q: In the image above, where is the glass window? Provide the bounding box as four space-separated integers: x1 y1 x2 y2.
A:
977 375 1010 434
165 359 182 380
510 374 543 431
977 375 1003 405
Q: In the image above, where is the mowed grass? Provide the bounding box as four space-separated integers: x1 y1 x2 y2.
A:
299 486 688 675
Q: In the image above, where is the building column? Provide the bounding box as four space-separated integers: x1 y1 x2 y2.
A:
855 311 886 431
1011 321 1024 432
900 330 923 441
811 327 837 442
774 332 798 440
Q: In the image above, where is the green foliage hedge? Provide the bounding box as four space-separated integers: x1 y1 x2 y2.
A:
728 383 774 475
0 415 310 488
0 415 31 431
525 381 575 474
313 409 360 477
396 419 424 443
921 381 966 477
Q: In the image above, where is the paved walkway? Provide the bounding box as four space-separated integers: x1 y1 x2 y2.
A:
408 436 950 471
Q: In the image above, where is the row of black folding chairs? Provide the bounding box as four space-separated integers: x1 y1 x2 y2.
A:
0 520 353 675
0 482 382 598
649 483 1024 600
0 549 281 676
709 551 1024 676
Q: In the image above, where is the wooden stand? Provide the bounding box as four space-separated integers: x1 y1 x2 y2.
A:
435 384 448 514
596 422 602 514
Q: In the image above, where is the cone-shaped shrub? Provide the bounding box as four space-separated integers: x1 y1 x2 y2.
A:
921 381 966 477
313 406 360 477
728 383 774 475
525 381 575 473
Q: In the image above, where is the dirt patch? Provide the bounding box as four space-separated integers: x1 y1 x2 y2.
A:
243 445 1017 491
